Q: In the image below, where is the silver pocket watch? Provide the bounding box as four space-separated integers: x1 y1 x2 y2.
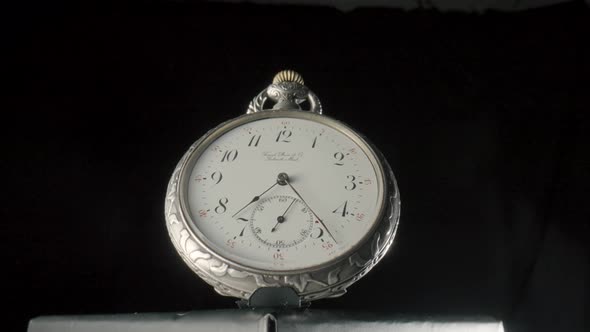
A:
165 70 400 306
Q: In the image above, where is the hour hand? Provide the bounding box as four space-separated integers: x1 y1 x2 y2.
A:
230 175 283 218
231 195 263 218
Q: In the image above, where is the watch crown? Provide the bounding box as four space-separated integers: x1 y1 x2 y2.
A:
273 70 305 85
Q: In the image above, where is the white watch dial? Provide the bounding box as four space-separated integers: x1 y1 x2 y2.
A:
185 116 383 271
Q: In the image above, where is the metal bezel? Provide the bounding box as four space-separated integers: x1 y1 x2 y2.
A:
165 110 400 301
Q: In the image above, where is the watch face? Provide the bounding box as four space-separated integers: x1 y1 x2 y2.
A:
182 112 385 272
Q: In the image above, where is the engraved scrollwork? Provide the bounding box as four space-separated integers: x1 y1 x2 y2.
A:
267 82 309 105
246 75 322 114
246 91 267 114
284 274 328 293
327 267 342 285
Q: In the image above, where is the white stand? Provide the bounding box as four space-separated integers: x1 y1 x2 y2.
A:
28 310 504 332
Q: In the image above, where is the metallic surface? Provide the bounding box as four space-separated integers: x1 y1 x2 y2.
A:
247 71 322 114
273 70 305 85
164 72 401 302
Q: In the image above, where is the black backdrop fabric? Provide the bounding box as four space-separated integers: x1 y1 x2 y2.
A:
2 2 589 332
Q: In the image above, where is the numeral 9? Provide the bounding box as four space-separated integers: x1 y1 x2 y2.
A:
211 171 223 185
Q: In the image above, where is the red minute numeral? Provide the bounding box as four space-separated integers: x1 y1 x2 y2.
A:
199 209 208 218
356 213 365 221
226 239 235 248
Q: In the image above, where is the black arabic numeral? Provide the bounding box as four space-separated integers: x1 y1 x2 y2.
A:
237 217 249 237
211 171 223 185
221 149 238 162
333 152 345 166
310 228 324 239
332 200 349 217
248 135 261 147
275 130 292 143
345 175 357 191
215 197 229 214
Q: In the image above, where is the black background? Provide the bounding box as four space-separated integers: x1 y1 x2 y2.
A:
2 1 589 331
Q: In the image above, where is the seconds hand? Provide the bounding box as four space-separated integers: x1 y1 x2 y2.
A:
279 173 339 244
271 198 296 232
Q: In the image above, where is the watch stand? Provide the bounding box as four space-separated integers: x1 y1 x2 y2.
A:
28 310 505 332
29 288 504 332
236 287 308 309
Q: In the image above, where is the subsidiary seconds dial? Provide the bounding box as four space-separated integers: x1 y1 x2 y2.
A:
250 195 314 248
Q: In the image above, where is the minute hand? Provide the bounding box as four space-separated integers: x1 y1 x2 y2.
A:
285 181 338 244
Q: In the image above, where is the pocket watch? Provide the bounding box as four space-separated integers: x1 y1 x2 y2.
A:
165 70 400 306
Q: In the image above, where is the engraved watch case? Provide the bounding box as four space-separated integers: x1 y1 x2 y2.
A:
164 71 401 303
